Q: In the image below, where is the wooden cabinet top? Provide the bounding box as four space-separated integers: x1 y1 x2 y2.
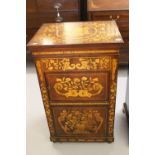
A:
88 0 129 11
27 21 123 49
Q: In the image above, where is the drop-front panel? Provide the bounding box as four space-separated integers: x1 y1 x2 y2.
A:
27 21 123 142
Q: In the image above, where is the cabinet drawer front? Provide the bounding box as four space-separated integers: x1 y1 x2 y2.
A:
51 106 108 138
45 72 110 103
90 11 129 22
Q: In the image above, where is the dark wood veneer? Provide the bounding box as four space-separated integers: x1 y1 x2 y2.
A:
27 21 123 142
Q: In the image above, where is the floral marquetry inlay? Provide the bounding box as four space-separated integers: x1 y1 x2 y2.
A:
28 20 121 142
108 58 118 137
27 21 123 46
35 61 55 136
41 56 111 71
54 77 103 98
58 109 103 134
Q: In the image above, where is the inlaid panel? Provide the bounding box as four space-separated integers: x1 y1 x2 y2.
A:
41 56 111 72
51 106 108 137
45 72 110 103
27 21 123 46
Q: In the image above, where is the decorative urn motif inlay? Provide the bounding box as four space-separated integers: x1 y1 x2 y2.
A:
54 77 103 98
58 109 103 134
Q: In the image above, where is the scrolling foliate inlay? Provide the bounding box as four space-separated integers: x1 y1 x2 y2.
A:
108 81 116 136
108 59 118 137
35 61 55 135
58 109 103 134
54 77 103 98
28 21 123 46
41 56 111 71
112 59 117 81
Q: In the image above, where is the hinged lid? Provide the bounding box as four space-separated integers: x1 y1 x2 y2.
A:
27 21 123 49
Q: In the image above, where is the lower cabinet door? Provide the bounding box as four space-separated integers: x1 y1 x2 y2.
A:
51 106 108 139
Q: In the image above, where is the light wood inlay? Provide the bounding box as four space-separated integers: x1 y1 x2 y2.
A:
27 21 122 142
27 21 123 46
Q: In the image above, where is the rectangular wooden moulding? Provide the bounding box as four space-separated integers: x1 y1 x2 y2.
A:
51 106 108 137
45 72 109 102
27 21 123 142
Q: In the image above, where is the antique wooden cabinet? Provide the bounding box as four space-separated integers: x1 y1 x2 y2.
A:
27 21 123 142
87 0 129 65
